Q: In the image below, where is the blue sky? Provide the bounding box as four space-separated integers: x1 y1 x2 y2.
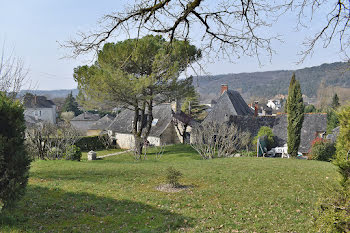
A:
0 0 343 90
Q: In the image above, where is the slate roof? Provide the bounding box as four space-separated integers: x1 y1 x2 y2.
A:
172 111 199 127
226 113 327 153
88 114 114 130
107 104 173 137
203 89 253 124
23 95 55 108
71 112 100 122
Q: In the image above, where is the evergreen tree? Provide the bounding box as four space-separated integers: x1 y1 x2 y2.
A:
331 93 340 109
62 92 81 116
181 93 207 121
287 73 304 157
0 93 30 210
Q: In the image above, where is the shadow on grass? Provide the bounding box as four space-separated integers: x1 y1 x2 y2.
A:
0 185 192 232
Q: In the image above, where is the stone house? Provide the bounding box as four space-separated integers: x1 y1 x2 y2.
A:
106 103 194 149
23 95 57 124
203 84 253 124
86 114 114 136
70 112 100 135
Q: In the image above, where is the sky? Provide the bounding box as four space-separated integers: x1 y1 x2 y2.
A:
0 0 344 90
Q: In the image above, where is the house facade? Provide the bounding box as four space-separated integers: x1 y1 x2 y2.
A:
86 114 114 136
267 99 282 110
23 95 57 124
71 112 101 135
107 104 194 149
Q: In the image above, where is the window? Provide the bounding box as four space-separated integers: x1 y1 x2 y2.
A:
152 118 158 126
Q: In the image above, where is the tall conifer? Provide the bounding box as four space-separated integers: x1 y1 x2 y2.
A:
287 73 304 157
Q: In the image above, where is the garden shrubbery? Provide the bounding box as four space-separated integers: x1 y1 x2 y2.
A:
308 138 336 161
75 136 106 151
0 94 30 211
65 145 82 161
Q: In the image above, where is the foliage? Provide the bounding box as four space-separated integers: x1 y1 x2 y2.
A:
75 136 106 151
181 90 208 122
287 73 304 157
191 122 251 159
74 35 201 155
65 145 82 161
253 126 275 151
0 144 340 232
0 93 30 210
165 166 182 188
62 92 81 116
26 122 80 160
313 187 350 232
326 108 339 133
331 93 340 109
60 111 75 122
335 105 350 162
308 138 336 161
304 104 317 113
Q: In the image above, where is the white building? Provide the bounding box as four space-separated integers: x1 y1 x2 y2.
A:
23 95 57 124
267 99 281 110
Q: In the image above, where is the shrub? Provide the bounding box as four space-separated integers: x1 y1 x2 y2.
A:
253 126 275 151
309 138 336 161
0 94 30 210
75 136 106 151
65 145 82 161
166 167 182 187
47 147 64 160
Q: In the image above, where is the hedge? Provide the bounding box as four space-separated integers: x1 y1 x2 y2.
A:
75 136 106 151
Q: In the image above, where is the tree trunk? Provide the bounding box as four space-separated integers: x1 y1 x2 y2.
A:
134 135 143 157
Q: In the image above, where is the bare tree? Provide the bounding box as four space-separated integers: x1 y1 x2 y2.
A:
0 43 29 97
26 122 80 160
64 1 350 63
191 122 250 159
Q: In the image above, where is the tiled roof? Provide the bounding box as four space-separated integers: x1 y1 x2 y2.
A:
71 112 100 121
23 95 55 108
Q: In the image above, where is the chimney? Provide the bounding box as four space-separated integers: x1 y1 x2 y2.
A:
254 101 259 117
171 98 180 113
221 84 228 95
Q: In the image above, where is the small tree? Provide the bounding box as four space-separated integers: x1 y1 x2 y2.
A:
0 93 30 210
287 73 304 157
62 92 81 116
331 93 340 109
253 126 275 151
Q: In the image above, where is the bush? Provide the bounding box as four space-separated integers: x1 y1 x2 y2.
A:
47 147 64 160
65 145 82 161
253 126 275 151
309 138 336 161
75 136 106 151
166 167 182 187
0 94 30 210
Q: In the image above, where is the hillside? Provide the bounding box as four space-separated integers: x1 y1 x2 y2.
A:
194 62 350 102
18 89 79 99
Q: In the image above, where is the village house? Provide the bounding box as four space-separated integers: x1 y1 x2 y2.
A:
106 103 196 149
203 84 253 124
267 99 282 110
70 112 100 135
86 114 114 136
23 95 57 124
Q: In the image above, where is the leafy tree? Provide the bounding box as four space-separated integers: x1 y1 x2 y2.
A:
304 104 317 113
62 92 81 116
331 93 340 109
253 126 275 151
74 35 201 156
0 93 30 210
287 73 304 157
326 108 339 133
181 92 207 121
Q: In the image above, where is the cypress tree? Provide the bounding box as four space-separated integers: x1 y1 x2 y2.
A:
287 73 304 157
0 93 30 210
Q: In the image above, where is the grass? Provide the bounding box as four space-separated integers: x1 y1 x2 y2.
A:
0 144 340 232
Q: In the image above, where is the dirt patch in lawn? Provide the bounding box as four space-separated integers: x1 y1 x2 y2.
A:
156 184 192 193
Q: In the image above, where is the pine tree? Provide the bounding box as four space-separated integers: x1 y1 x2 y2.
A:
62 92 81 116
0 93 30 210
331 93 340 109
287 73 304 157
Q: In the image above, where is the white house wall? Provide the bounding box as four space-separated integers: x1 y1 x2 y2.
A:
24 107 56 124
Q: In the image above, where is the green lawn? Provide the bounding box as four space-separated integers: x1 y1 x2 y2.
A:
0 144 340 232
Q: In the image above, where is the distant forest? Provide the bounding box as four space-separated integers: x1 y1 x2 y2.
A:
194 62 350 102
